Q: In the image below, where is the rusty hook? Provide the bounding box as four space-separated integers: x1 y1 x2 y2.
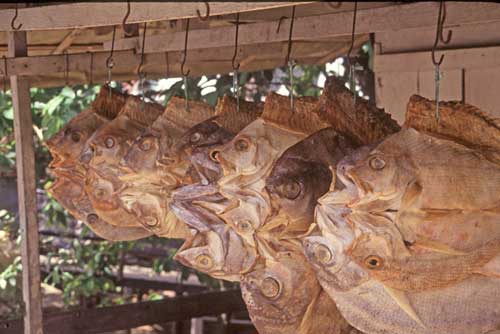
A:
181 19 191 77
106 26 117 69
88 51 94 85
284 6 296 66
231 13 240 71
11 4 22 30
431 0 449 66
137 22 147 77
196 2 210 21
122 0 134 37
438 1 452 44
276 16 288 34
346 0 358 67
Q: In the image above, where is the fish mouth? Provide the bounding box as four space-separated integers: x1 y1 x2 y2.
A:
170 184 228 232
345 170 372 201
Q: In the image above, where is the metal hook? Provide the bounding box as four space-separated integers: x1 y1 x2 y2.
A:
231 13 241 71
64 51 69 86
438 1 452 44
122 0 134 37
181 19 191 77
431 0 446 67
137 23 147 107
196 2 210 21
88 51 94 85
11 4 22 31
276 16 288 34
284 6 296 67
106 26 117 97
347 0 358 106
2 56 7 93
231 13 241 112
165 52 170 78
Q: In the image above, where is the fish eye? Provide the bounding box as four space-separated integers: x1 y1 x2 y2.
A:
234 138 250 152
279 180 301 200
364 255 384 270
143 216 159 228
93 188 107 199
190 132 202 143
70 131 81 143
236 219 252 232
139 138 152 151
311 243 333 264
195 254 214 270
260 277 281 299
104 137 115 149
369 156 386 170
87 213 99 224
209 149 220 162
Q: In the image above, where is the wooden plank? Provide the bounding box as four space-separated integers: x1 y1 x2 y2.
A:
374 46 500 73
51 29 84 55
8 31 44 334
102 2 500 54
0 290 247 334
0 2 311 31
465 67 500 117
0 38 357 85
375 20 500 54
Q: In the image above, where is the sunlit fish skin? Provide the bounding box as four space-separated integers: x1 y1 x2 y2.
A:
240 250 357 334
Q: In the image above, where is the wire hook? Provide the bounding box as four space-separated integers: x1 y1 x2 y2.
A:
88 51 94 85
181 19 191 77
438 1 452 44
347 0 359 106
431 0 448 66
106 26 117 96
11 4 22 31
122 0 134 37
2 56 7 93
284 6 296 67
137 22 147 107
196 2 210 21
231 13 240 71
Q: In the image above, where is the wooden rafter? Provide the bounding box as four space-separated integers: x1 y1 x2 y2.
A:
51 29 84 55
103 2 500 54
0 2 311 31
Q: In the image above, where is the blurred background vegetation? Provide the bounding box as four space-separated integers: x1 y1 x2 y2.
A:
0 42 373 320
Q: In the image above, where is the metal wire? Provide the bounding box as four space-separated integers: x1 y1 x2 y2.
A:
106 26 117 97
181 19 191 112
89 51 94 85
196 2 210 21
11 3 22 30
122 0 133 37
64 51 69 86
138 22 147 108
347 0 358 106
284 6 296 67
232 13 241 112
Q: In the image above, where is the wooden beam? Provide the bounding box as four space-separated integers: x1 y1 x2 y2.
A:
8 31 44 334
0 290 247 334
102 2 500 54
0 2 310 31
0 38 360 81
51 29 84 55
374 45 500 73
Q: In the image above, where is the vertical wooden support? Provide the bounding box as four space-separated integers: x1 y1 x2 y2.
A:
8 31 44 334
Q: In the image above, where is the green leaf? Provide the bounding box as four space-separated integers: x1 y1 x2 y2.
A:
2 108 14 120
60 87 76 99
44 95 64 116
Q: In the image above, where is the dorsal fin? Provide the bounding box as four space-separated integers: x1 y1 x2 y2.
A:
405 94 500 151
162 96 216 129
261 92 330 135
314 76 401 144
119 96 164 127
213 95 264 133
92 85 128 120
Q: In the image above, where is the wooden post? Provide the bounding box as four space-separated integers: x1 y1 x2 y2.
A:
8 31 44 334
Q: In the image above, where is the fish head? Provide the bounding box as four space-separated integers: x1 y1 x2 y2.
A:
174 227 256 281
47 109 106 169
81 115 143 167
240 252 320 332
48 173 86 216
84 168 121 212
121 132 160 174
